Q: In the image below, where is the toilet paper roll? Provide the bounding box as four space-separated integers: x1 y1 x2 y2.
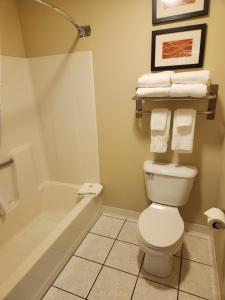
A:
204 208 225 230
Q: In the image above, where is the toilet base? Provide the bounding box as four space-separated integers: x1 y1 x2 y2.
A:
143 253 173 278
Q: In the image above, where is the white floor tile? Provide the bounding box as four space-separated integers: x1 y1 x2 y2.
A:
180 259 216 299
183 235 213 266
90 216 124 238
75 233 114 263
140 256 181 289
105 240 143 275
132 278 178 300
118 221 139 245
178 291 207 300
43 287 82 300
88 266 136 300
54 256 101 298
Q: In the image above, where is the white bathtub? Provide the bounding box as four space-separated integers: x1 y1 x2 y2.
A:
0 181 102 300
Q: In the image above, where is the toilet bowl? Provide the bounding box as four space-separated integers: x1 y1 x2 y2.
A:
138 161 198 278
137 203 184 277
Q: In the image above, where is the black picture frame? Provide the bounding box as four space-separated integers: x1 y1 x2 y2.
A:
151 24 207 71
152 0 210 25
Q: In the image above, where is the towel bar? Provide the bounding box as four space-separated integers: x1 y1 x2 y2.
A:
133 84 219 120
136 110 214 117
0 159 14 169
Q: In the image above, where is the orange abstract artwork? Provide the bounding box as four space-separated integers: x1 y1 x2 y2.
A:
162 39 193 59
162 0 196 8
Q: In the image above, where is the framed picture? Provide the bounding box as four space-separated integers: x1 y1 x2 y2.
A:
151 24 207 71
152 0 210 25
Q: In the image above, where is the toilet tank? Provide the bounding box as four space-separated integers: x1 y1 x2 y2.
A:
143 161 198 207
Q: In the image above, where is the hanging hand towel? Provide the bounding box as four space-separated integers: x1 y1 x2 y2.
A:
136 87 170 98
137 71 174 88
171 109 196 154
150 109 171 153
171 70 210 85
170 84 207 98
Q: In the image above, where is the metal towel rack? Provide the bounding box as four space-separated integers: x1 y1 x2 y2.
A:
133 84 219 120
0 159 14 169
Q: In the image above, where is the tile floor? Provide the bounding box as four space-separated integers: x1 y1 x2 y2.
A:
42 212 217 300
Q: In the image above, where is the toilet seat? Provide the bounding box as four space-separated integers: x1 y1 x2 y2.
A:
138 203 184 250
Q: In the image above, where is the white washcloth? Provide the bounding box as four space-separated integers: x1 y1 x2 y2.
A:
77 183 103 196
136 87 170 98
170 84 208 98
151 109 169 131
150 110 171 153
171 70 210 85
137 71 174 88
172 109 196 153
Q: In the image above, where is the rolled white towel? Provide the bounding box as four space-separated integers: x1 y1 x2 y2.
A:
171 70 210 85
77 183 103 197
137 71 174 88
170 84 208 98
136 87 170 98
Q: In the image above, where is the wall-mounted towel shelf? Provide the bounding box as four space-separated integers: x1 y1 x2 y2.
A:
133 84 218 120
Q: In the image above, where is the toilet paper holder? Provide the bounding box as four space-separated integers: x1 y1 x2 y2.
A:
212 222 225 230
204 208 225 230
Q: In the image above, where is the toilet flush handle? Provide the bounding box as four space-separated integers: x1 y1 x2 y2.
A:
146 172 154 178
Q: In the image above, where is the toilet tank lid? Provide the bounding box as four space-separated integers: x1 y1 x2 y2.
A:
143 161 198 179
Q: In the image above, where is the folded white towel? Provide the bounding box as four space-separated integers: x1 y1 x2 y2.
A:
150 110 171 153
151 109 169 131
136 87 170 98
137 71 174 88
170 84 207 98
172 109 196 153
171 70 210 85
77 183 103 197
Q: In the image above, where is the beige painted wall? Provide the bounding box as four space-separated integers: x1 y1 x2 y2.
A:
16 0 225 225
0 0 26 57
214 140 225 300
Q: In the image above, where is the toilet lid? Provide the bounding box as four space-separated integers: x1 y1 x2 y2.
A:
138 204 184 249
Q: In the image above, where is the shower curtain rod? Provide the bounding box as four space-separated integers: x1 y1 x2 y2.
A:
32 0 91 37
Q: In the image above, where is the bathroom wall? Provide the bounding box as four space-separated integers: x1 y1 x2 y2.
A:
0 0 26 57
214 141 225 300
17 0 225 225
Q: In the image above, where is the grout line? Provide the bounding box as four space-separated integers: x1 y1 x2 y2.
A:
90 231 140 247
51 286 86 299
117 237 139 247
102 213 127 221
103 264 139 277
130 255 145 300
177 245 184 300
85 218 127 299
73 254 102 266
89 231 116 240
181 257 214 268
179 289 209 300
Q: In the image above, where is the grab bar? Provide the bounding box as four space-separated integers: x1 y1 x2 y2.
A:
0 159 14 169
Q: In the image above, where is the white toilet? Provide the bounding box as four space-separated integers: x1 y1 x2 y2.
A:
137 161 198 278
